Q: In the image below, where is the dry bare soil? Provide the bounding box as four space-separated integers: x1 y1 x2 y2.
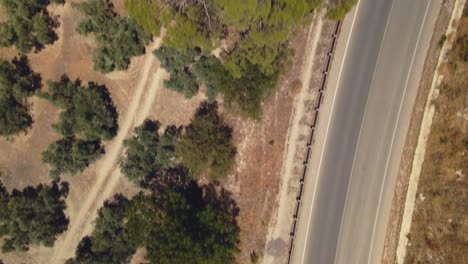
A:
0 1 313 263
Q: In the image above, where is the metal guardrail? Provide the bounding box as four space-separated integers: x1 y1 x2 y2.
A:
286 20 341 264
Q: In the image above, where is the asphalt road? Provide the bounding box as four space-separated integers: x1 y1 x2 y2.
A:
291 0 441 263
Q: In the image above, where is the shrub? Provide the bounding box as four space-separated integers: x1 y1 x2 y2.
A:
176 102 236 180
327 0 358 20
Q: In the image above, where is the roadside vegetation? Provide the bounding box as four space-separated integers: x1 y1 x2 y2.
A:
127 0 321 118
71 0 357 117
327 0 358 20
176 102 236 180
405 5 468 263
40 75 118 178
0 0 64 53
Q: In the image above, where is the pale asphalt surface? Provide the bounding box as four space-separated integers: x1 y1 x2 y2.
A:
291 0 442 263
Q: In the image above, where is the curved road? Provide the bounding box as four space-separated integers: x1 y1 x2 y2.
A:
291 0 441 263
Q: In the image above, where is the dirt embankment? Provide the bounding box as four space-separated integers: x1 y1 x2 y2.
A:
228 10 339 264
224 28 309 262
260 10 339 264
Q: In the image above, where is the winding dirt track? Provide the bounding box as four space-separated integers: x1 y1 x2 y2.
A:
51 40 166 263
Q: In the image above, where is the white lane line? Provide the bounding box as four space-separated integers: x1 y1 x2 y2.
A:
300 1 362 263
333 0 395 262
366 1 432 263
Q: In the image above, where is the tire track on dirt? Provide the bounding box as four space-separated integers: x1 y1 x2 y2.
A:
51 40 163 263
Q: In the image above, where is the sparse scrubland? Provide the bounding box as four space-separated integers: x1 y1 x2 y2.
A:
0 0 358 262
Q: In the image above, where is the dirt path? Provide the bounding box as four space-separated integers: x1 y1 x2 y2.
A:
50 40 165 263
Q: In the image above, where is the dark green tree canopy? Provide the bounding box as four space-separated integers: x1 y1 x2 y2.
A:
153 46 228 101
0 56 41 137
153 48 274 118
42 137 104 178
43 75 119 141
0 180 69 252
120 119 180 186
176 102 236 180
146 1 301 118
66 195 136 264
161 0 223 51
224 63 278 119
73 0 150 73
153 46 201 98
192 55 231 102
0 0 64 53
126 176 239 264
125 0 357 119
126 0 317 76
67 168 239 264
40 74 118 177
132 1 319 119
